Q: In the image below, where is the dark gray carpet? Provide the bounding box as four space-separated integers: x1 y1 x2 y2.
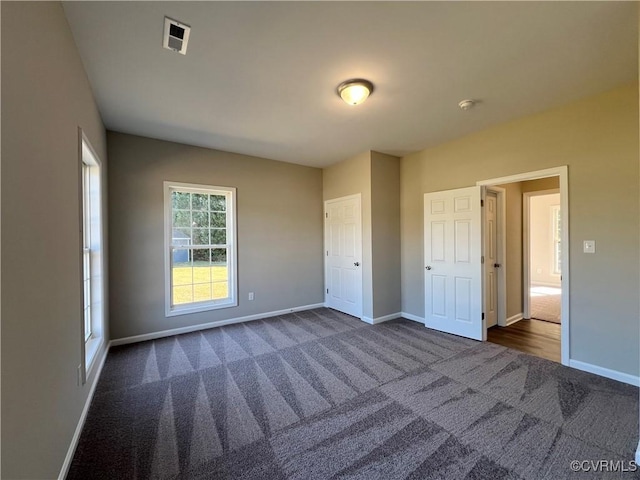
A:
68 308 639 479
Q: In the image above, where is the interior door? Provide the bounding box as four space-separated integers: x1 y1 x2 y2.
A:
325 195 363 318
484 191 498 328
424 186 484 340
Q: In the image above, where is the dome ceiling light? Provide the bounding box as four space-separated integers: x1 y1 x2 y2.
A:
337 79 374 106
458 99 476 111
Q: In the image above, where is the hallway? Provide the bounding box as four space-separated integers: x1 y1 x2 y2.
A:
488 319 560 363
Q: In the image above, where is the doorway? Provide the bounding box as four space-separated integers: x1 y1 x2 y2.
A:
324 194 363 318
525 190 561 324
477 167 568 365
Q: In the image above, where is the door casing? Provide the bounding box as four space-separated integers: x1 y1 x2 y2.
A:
477 166 569 365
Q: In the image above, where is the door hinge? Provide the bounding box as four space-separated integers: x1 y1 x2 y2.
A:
326 288 329 294
325 212 328 218
481 256 484 264
481 199 484 207
326 250 328 256
482 312 485 320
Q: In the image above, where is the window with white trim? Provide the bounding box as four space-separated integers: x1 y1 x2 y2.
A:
164 182 237 316
81 137 104 375
552 205 561 275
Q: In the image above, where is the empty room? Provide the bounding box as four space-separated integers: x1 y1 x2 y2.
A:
2 2 639 479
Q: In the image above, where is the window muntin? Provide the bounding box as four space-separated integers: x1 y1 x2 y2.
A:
165 183 237 316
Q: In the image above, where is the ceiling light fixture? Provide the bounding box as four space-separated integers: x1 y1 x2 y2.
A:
458 99 476 111
337 79 374 106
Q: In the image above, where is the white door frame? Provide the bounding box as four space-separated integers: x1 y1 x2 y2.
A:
323 193 363 318
477 166 569 365
523 188 560 320
484 186 507 327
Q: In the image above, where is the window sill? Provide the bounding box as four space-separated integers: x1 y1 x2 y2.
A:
165 299 238 318
85 336 103 380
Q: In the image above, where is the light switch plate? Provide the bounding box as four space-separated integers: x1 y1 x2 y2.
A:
583 240 596 253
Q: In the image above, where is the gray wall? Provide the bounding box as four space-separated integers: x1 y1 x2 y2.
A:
1 2 108 478
323 152 373 318
371 152 401 318
323 151 401 321
108 132 324 339
401 84 639 377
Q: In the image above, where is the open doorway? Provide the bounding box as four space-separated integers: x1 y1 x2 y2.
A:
525 190 561 324
477 167 568 364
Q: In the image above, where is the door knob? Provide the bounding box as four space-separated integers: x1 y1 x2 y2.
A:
354 262 360 267
425 266 432 270
494 263 501 268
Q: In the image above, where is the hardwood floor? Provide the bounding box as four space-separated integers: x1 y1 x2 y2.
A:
487 318 560 363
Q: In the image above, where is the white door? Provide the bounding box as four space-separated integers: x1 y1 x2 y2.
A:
424 186 484 340
484 191 498 328
325 195 363 318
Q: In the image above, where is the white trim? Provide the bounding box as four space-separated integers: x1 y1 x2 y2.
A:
505 313 523 326
111 303 325 346
401 312 425 324
477 166 569 366
485 186 507 327
163 182 238 317
58 344 109 480
569 359 639 387
361 312 401 325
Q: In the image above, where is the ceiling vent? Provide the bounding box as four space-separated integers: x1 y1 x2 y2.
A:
163 17 190 55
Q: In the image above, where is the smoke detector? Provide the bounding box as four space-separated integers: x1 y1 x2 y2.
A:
458 99 476 111
163 17 190 55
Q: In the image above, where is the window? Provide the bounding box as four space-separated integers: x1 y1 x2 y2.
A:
81 135 104 376
552 205 561 275
164 182 237 316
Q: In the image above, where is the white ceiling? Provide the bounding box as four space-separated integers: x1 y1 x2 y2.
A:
62 1 638 168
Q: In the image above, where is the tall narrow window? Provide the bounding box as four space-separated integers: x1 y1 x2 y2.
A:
164 182 237 316
552 205 561 275
81 136 104 374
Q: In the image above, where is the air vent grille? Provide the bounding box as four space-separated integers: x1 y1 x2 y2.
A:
163 17 190 55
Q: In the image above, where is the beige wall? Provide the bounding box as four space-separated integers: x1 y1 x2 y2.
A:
108 132 324 339
530 193 561 286
323 152 373 318
371 152 401 318
1 2 108 478
499 182 524 318
323 151 401 320
401 84 639 376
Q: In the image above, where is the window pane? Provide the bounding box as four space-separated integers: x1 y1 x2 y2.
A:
210 212 226 228
172 191 190 210
211 229 226 245
192 193 208 210
212 282 228 299
192 211 209 228
211 248 227 264
210 195 226 211
194 284 213 303
192 228 210 245
172 257 193 286
173 210 191 228
173 285 193 305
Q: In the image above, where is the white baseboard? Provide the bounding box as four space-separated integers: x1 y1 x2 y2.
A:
111 303 325 346
361 312 401 325
400 312 425 324
505 313 523 326
58 344 110 480
569 359 640 387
